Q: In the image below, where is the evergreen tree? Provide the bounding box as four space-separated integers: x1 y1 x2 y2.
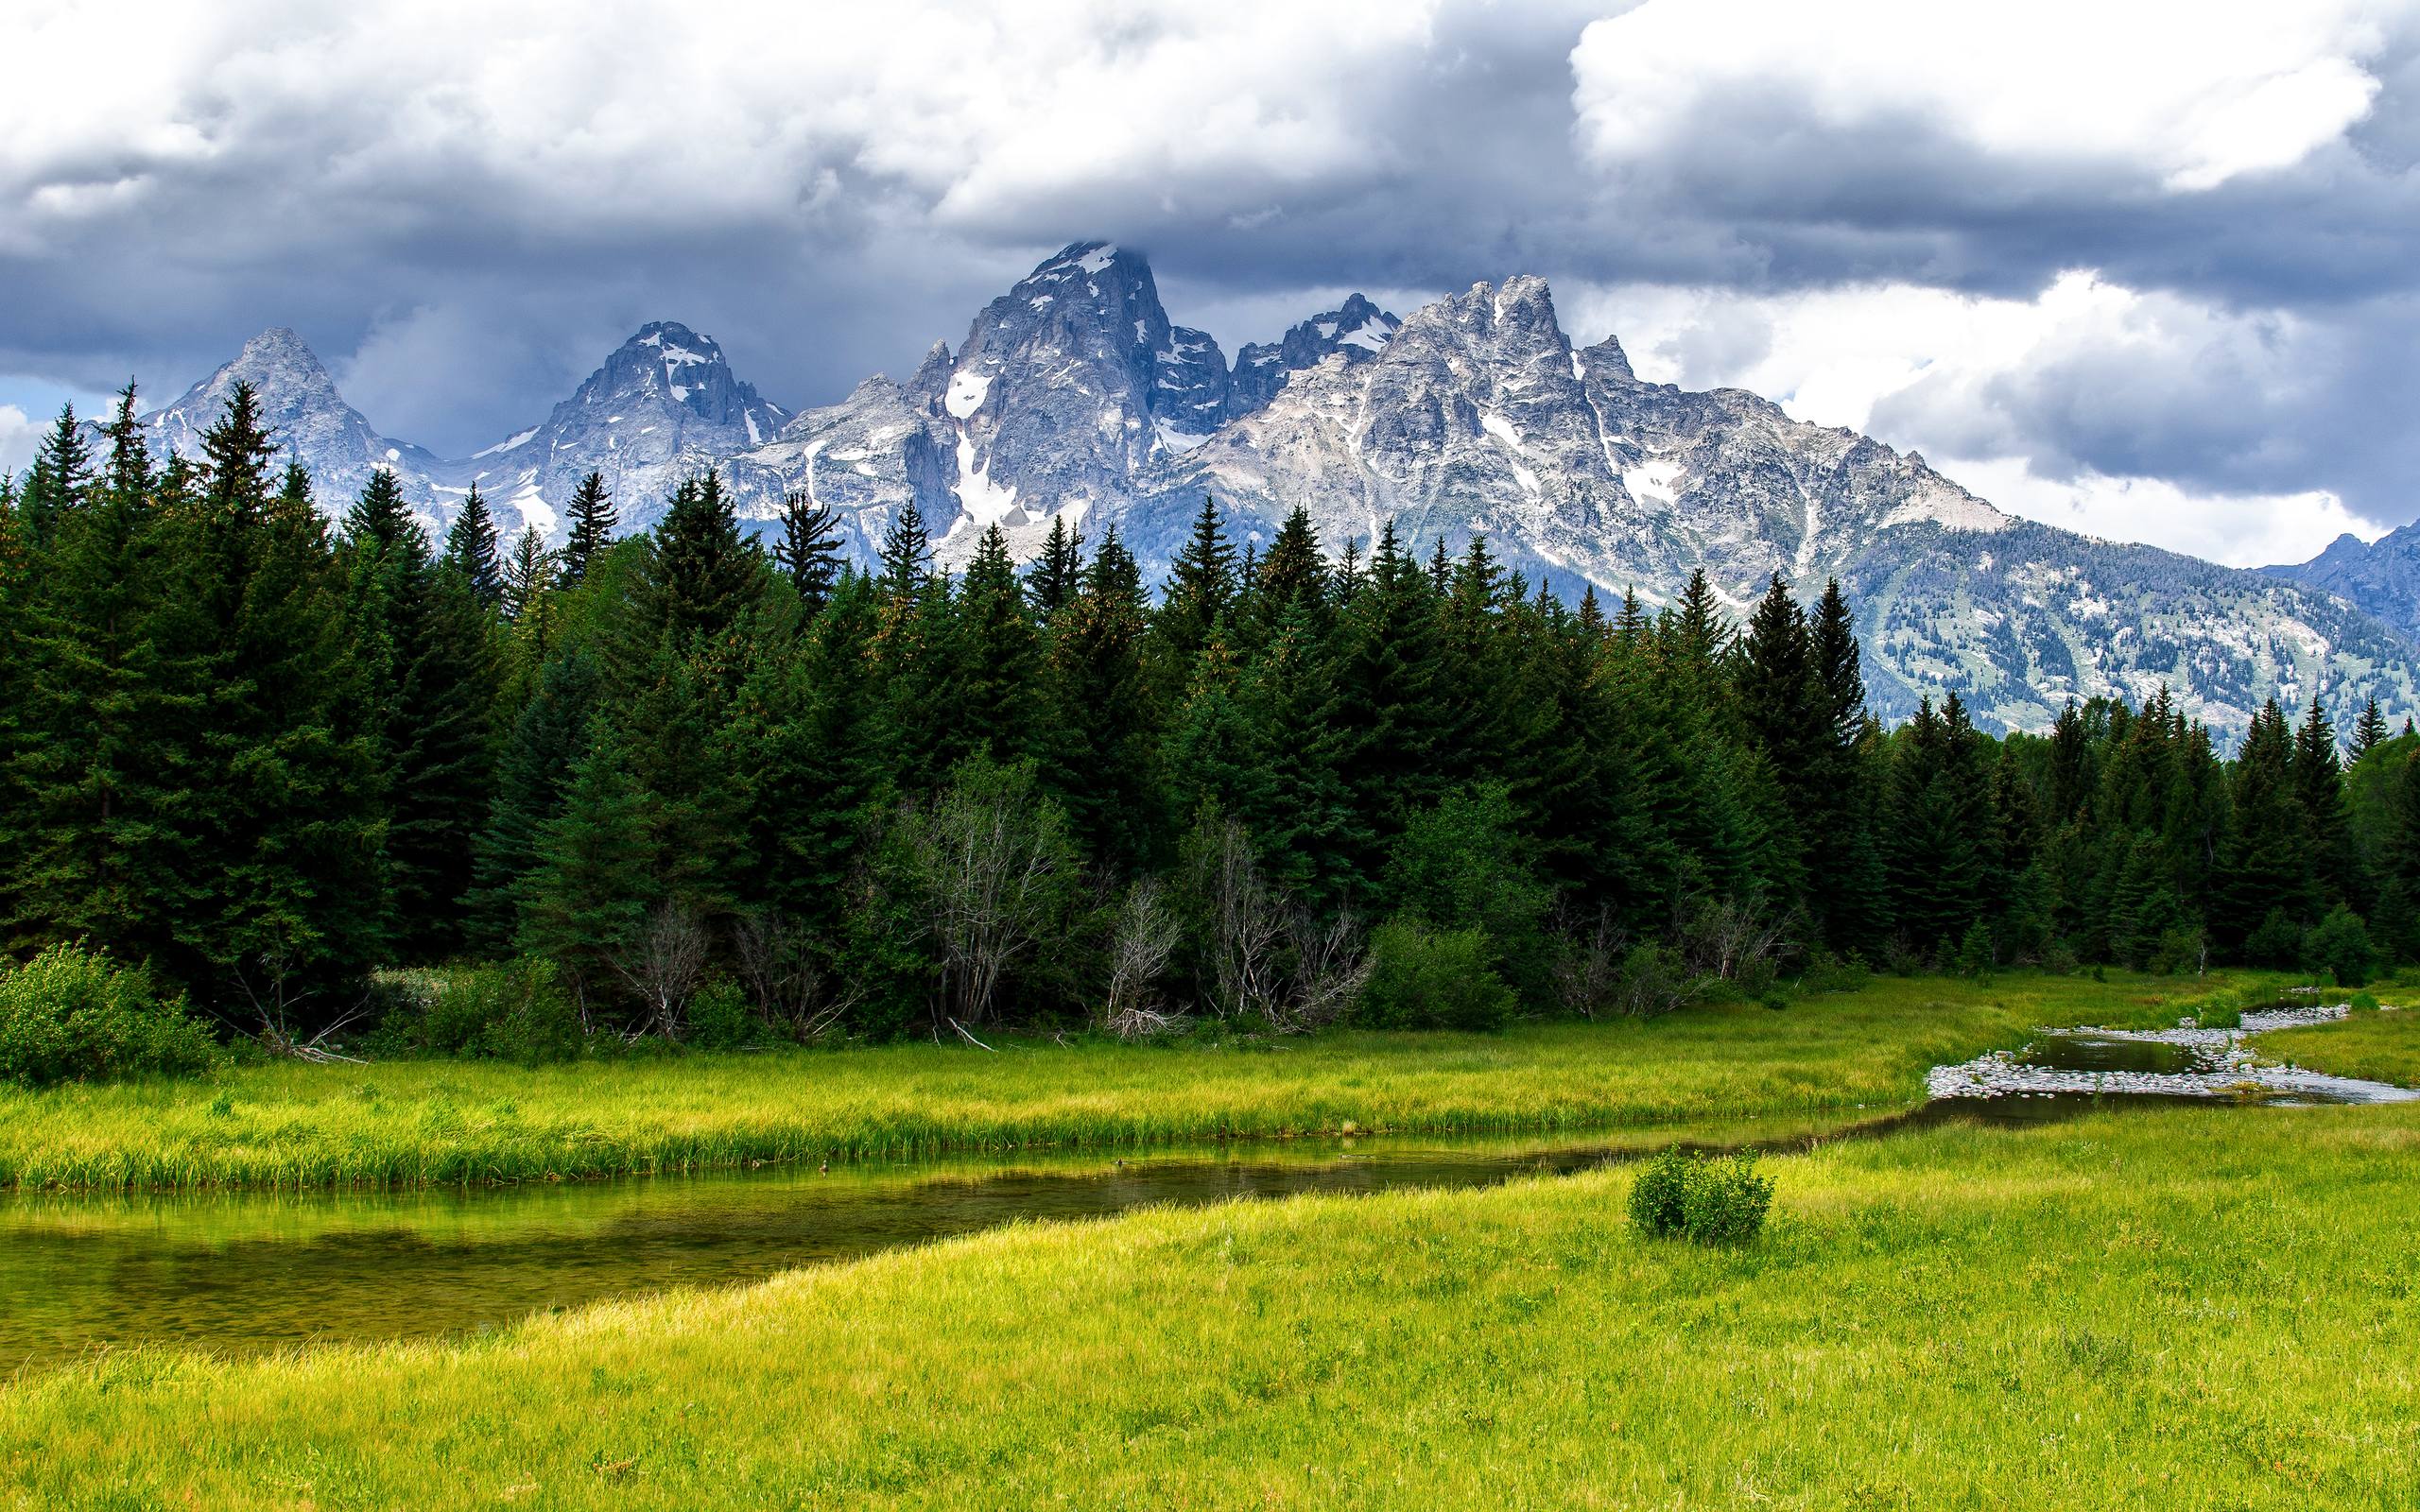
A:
442 486 505 611
770 489 844 614
1252 506 1327 638
1042 528 1158 869
502 525 555 623
518 717 651 1009
1736 574 1821 824
561 471 616 586
633 471 763 658
1025 514 1085 618
947 524 1037 765
467 649 603 952
2219 699 2304 943
1156 496 1236 672
2293 694 2357 909
2351 696 2390 760
169 385 385 1013
17 404 94 549
342 467 496 960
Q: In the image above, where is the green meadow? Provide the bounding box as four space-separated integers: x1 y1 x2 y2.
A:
5 1100 2415 1509
2 971 2272 1192
8 968 2411 1509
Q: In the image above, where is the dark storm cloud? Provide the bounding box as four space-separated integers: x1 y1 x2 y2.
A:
2 0 2416 549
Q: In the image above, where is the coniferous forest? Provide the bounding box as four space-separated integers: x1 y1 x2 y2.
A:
5 383 2417 1053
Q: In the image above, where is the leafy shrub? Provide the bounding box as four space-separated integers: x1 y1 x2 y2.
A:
1357 919 1514 1031
1628 1148 1774 1246
2308 905 2376 988
0 943 221 1088
2037 938 2081 976
1682 1156 1776 1245
1627 1148 1694 1237
1613 942 1703 1019
1799 950 1871 994
2351 991 2380 1013
1955 920 1996 982
684 978 758 1050
380 958 581 1063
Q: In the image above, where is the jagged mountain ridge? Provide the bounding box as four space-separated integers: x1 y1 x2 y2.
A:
126 243 2418 734
124 328 456 528
449 320 786 540
124 321 785 543
2264 527 2420 647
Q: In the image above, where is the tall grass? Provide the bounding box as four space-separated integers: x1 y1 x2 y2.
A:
2259 1005 2420 1087
7 1100 2415 1507
0 971 2271 1192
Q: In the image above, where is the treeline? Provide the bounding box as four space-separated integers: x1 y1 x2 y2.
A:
3 385 2415 1046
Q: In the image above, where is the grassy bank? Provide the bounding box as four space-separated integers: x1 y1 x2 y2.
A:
5 1100 2412 1508
0 971 2263 1191
2261 1006 2420 1088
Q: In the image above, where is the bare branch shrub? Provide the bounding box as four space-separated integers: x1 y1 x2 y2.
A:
1680 896 1789 985
1099 877 1187 1040
1549 904 1628 1020
1271 905 1371 1033
615 900 710 1038
1185 817 1288 1022
899 767 1078 1026
732 908 853 1041
1611 941 1704 1019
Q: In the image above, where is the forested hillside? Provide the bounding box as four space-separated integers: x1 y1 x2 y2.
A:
6 385 2415 1045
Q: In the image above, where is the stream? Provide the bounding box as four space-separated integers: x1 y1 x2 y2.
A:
4 1002 2411 1374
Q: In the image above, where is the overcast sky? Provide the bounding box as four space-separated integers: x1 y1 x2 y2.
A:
2 0 2415 567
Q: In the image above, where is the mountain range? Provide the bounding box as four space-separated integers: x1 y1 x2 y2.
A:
120 241 2417 735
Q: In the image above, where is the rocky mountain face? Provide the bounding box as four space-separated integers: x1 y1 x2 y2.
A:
1126 275 2414 730
458 321 786 540
134 245 2419 735
129 328 456 531
1227 293 1400 416
131 321 785 544
2264 527 2420 647
727 242 1276 566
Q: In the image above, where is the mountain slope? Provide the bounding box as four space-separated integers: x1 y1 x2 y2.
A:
2264 527 2420 646
126 249 2418 736
459 321 786 540
132 328 455 530
1120 277 2415 731
1228 294 1401 417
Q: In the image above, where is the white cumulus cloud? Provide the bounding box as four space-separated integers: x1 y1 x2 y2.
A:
1571 0 2386 193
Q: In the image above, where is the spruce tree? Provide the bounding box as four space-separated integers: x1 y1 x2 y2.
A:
342 466 497 960
947 524 1037 766
17 404 94 549
443 485 505 611
1025 514 1085 618
165 386 385 1013
1156 496 1236 672
467 649 603 952
561 471 616 586
1042 528 1159 869
2218 699 2304 943
771 489 844 614
2292 694 2358 909
2351 696 2390 760
502 525 555 622
634 471 763 658
5 382 187 958
518 716 652 1010
1325 522 1446 886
